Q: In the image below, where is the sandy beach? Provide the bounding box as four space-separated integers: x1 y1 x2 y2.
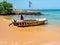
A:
0 16 60 45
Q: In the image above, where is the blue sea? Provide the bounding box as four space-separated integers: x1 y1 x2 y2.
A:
12 9 60 26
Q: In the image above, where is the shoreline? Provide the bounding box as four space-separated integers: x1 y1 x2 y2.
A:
0 16 60 45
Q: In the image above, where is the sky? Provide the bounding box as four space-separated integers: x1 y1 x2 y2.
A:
0 0 60 9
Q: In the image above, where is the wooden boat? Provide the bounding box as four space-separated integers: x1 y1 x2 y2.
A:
12 18 47 27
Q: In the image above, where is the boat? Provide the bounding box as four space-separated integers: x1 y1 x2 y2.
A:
10 17 47 27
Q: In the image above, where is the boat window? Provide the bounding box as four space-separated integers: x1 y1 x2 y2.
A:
25 22 26 24
22 22 24 25
20 23 21 25
27 23 29 24
17 23 18 25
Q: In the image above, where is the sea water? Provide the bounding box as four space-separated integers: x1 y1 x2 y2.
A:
12 9 60 26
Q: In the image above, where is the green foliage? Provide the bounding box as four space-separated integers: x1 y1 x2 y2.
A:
0 0 13 14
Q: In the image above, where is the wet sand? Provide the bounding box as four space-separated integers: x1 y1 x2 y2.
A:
0 16 60 45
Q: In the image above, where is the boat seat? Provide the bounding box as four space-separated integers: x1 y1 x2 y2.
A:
37 18 47 21
16 20 24 22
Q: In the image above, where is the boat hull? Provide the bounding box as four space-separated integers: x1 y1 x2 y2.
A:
15 20 46 27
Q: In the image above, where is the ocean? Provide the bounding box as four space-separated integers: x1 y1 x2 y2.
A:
12 9 60 26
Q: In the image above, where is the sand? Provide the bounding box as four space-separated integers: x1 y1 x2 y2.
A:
0 16 60 45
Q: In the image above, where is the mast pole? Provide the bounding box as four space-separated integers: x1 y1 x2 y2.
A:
29 1 33 20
